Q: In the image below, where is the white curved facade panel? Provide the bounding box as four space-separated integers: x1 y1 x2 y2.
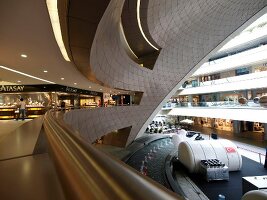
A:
64 0 267 145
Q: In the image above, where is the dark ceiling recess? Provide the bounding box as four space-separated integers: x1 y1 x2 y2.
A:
121 0 161 70
58 0 111 85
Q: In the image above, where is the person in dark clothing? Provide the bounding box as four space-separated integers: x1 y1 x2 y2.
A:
60 101 66 110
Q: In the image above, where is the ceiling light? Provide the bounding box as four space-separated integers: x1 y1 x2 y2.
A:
137 0 159 51
43 70 48 73
21 54 27 58
100 88 102 91
74 83 77 85
0 65 55 84
61 77 64 80
89 86 91 88
17 80 21 83
46 0 70 62
119 22 138 59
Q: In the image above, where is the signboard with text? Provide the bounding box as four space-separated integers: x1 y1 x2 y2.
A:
0 84 102 96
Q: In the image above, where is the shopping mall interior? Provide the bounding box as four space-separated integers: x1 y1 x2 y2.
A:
1 1 267 200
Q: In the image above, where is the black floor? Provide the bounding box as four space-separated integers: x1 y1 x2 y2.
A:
126 136 267 200
126 138 174 189
178 156 267 200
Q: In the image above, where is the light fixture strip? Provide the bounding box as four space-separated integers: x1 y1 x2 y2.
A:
0 65 55 84
137 0 159 51
119 23 138 59
46 0 70 62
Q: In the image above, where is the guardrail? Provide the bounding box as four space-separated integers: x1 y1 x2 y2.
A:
237 146 266 165
43 109 183 200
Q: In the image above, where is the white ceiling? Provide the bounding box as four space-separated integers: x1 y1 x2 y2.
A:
0 0 121 94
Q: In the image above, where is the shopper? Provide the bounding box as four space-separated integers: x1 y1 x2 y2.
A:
17 98 26 120
60 101 66 110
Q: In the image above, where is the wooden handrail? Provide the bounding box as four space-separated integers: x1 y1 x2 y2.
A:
43 109 184 200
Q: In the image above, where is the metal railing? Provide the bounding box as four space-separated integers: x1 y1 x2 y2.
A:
237 146 266 165
163 100 263 109
43 109 183 200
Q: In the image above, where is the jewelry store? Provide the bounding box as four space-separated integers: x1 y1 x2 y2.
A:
0 84 103 119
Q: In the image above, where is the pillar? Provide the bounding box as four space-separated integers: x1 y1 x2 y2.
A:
233 120 241 136
211 118 215 129
264 123 267 141
188 95 193 107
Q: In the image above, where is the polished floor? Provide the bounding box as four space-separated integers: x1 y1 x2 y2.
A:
0 118 65 200
0 119 30 141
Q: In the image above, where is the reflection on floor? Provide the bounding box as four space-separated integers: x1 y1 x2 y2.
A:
0 153 65 200
0 117 43 161
0 118 65 200
0 119 31 141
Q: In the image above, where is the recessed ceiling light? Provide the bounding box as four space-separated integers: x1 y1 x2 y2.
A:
43 70 48 73
137 0 159 51
61 77 64 80
74 83 77 85
17 80 21 83
89 86 91 88
46 0 70 62
21 54 27 58
100 88 102 91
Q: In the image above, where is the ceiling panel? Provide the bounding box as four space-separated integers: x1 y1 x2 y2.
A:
68 0 110 22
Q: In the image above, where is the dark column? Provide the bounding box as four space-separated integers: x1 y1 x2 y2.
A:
233 120 241 136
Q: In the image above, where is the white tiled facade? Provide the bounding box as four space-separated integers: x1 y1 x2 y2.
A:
64 0 267 145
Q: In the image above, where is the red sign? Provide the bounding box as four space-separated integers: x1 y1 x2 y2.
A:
225 147 236 153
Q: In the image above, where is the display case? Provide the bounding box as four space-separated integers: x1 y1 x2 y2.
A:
0 105 46 119
0 106 16 119
26 106 46 118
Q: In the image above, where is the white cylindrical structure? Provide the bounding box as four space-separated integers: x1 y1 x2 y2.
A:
242 190 267 200
178 139 242 173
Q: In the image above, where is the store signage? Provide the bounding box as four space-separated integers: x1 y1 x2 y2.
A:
66 86 77 93
0 85 24 92
0 84 102 96
89 91 100 96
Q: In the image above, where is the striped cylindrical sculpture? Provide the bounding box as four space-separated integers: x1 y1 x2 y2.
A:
178 139 242 173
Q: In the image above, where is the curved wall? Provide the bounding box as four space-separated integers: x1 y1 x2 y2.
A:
64 0 267 145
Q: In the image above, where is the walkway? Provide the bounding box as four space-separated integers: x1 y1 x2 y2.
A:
0 118 65 200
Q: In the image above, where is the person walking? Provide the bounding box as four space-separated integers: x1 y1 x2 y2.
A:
17 98 26 120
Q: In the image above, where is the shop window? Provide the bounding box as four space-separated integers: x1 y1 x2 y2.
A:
132 92 143 105
235 67 250 76
191 80 198 87
255 66 267 72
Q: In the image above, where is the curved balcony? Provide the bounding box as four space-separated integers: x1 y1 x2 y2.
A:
180 71 267 95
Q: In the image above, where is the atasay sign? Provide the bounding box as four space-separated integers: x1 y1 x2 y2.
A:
0 85 24 92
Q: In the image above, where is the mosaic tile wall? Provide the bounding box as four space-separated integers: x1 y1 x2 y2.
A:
64 0 267 145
